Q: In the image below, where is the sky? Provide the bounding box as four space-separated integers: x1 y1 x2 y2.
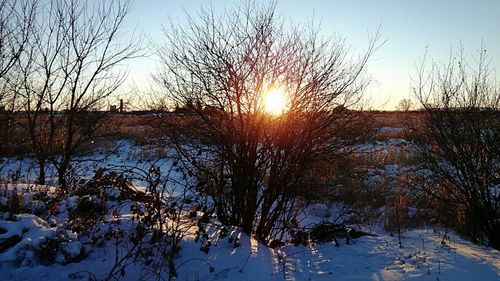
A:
125 0 500 110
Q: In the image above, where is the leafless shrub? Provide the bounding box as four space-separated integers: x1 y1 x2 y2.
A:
98 161 202 281
413 44 500 249
154 0 381 242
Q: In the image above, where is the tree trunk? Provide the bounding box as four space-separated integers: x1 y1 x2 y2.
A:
37 158 45 185
242 186 257 235
58 160 69 189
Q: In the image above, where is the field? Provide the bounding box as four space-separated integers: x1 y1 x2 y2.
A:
2 0 499 279
0 111 498 280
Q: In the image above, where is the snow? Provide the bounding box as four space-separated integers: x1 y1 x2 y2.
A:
0 140 178 186
312 204 331 218
57 241 82 262
354 139 413 154
2 207 497 281
379 127 404 133
0 214 56 263
161 227 500 281
0 140 499 280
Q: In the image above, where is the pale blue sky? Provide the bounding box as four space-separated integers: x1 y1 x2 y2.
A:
125 0 500 110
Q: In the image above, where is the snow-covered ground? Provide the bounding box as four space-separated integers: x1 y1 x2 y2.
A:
1 140 499 280
1 212 498 281
0 140 178 186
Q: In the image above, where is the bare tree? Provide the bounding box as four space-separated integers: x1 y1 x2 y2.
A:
155 1 381 241
413 45 500 249
0 0 36 79
0 0 37 157
15 0 140 187
397 98 413 111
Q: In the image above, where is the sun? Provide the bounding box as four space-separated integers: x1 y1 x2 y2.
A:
264 88 289 115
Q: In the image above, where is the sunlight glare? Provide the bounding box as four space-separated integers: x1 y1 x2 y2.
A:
264 88 288 115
